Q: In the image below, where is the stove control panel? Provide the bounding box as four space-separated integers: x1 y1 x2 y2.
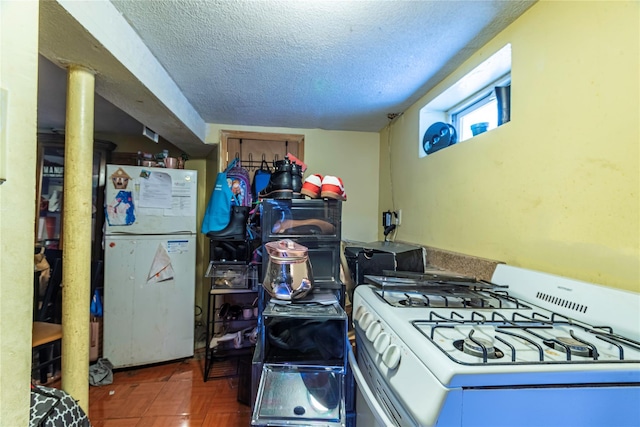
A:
373 332 391 354
354 298 402 369
382 345 401 369
366 322 382 342
359 312 374 330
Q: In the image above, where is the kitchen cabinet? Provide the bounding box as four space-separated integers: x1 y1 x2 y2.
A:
35 133 115 261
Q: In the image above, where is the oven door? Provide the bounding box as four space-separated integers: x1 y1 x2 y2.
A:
347 348 396 427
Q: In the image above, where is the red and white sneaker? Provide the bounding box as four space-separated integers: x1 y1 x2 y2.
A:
301 174 323 198
321 176 347 201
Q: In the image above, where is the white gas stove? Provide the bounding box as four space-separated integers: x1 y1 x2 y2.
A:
350 264 640 427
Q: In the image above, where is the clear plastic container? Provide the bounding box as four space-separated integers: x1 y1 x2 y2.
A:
252 364 345 427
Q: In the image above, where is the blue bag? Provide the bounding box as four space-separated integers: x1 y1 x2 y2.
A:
251 159 272 200
201 159 241 234
90 289 103 317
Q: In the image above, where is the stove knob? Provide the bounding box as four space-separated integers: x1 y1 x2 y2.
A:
381 345 401 370
373 332 391 354
354 305 366 323
359 312 374 330
365 322 382 342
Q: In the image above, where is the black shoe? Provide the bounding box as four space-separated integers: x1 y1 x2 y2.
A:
206 206 249 240
259 158 293 199
291 162 304 199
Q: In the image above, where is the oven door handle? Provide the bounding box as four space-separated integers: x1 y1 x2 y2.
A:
348 347 397 427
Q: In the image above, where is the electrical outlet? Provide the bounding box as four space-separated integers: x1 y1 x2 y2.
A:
396 209 402 225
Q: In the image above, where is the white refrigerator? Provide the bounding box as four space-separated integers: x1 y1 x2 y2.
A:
103 165 198 368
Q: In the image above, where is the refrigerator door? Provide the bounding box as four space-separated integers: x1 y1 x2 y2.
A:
104 234 196 368
105 165 197 235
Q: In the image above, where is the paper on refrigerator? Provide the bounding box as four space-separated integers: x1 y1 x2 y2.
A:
164 179 196 216
138 171 172 209
147 243 175 284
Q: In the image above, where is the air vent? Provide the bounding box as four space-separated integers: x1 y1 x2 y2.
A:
379 384 402 425
535 292 588 314
142 126 159 143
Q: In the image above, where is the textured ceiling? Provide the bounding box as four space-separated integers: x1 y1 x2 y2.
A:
38 0 535 153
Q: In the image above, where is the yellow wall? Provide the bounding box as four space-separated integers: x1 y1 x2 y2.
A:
207 124 380 243
380 1 639 292
185 157 209 332
0 1 40 425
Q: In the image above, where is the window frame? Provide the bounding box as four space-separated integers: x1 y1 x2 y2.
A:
449 74 511 142
418 43 512 158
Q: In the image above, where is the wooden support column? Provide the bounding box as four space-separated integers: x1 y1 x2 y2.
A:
61 65 95 411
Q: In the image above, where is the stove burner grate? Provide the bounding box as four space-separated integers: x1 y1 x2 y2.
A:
454 333 504 361
379 287 532 310
415 312 637 364
544 336 595 358
398 294 428 307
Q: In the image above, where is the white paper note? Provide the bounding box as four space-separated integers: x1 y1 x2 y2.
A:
164 180 195 216
139 172 172 209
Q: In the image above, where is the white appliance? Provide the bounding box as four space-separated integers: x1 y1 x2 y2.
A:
103 165 198 368
349 265 640 427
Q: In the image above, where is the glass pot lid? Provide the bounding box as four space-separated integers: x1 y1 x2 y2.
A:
265 239 309 264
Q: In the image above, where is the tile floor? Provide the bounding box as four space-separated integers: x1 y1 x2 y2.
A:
50 354 251 427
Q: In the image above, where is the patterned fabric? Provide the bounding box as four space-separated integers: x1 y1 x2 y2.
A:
30 385 91 427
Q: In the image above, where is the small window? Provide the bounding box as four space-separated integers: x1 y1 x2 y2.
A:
450 75 510 142
418 44 511 158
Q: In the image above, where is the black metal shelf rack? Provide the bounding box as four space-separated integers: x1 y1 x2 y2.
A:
203 238 259 382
